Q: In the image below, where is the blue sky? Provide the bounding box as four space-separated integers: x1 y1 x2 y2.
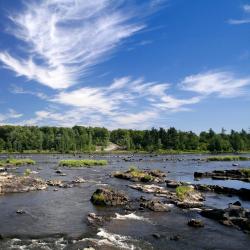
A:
0 0 250 133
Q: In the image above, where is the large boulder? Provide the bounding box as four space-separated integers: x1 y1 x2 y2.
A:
91 187 128 206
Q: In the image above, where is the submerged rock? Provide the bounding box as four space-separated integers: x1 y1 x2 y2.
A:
87 213 104 226
16 209 26 215
91 187 128 206
187 219 204 228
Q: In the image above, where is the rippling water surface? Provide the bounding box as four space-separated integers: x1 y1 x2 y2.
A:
0 153 250 249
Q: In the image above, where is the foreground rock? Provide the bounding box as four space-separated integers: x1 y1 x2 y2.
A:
194 169 250 182
113 167 166 183
91 187 128 206
0 173 47 194
200 203 250 233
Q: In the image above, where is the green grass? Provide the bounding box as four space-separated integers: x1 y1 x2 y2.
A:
207 155 250 161
91 192 106 205
239 168 250 177
176 186 194 201
24 168 32 176
128 166 154 182
59 159 108 167
0 158 35 167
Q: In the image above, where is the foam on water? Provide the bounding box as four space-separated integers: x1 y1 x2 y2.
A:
97 228 138 249
114 212 151 222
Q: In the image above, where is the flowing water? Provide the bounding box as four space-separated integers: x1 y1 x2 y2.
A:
0 153 250 249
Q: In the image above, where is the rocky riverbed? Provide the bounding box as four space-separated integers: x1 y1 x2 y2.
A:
0 153 250 249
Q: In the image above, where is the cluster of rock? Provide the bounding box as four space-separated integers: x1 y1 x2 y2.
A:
201 202 250 233
166 179 250 201
129 183 204 209
194 169 250 182
46 177 85 189
112 168 166 183
0 173 47 194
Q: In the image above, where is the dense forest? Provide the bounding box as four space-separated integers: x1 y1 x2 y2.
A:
0 125 249 153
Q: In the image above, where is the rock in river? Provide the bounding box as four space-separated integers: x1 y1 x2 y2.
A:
91 187 129 206
187 219 204 228
0 173 47 194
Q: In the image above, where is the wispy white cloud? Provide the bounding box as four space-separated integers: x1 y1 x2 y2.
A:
0 109 23 123
16 69 250 128
228 19 250 25
243 4 250 13
19 75 201 128
228 4 250 25
10 84 48 100
0 0 149 89
180 71 250 97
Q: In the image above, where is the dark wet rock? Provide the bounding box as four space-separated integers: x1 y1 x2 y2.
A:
170 235 181 241
55 170 63 174
91 187 128 206
166 180 181 188
233 201 242 206
152 233 161 239
0 167 6 172
194 169 250 182
193 184 250 201
140 199 171 212
200 204 250 233
187 219 204 227
16 209 26 214
0 174 47 194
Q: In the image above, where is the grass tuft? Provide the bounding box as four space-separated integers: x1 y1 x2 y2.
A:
59 159 108 168
176 186 193 201
207 156 250 161
240 168 250 177
91 192 106 205
0 158 35 167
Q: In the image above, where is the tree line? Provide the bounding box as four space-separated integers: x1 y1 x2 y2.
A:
0 125 249 153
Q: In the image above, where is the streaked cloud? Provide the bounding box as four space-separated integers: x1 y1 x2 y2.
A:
0 0 151 89
228 4 250 25
180 71 250 97
0 109 23 123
